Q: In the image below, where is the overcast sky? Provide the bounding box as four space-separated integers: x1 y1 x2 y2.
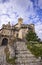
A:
0 0 42 40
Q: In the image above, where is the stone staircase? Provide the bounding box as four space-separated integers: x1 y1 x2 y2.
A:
15 41 42 65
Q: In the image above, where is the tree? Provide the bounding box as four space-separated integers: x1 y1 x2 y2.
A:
26 30 40 42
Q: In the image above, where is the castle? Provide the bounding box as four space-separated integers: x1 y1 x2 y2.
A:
0 18 35 45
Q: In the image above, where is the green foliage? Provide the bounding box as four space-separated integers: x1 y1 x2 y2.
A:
27 43 42 58
26 30 40 42
6 55 15 64
26 30 42 58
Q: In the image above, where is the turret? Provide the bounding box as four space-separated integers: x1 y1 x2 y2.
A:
18 18 23 25
28 24 35 32
8 22 10 26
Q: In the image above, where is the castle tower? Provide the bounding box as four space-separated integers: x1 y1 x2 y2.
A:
28 24 35 32
18 18 23 25
8 22 10 26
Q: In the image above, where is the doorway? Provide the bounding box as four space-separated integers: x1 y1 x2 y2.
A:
2 38 8 46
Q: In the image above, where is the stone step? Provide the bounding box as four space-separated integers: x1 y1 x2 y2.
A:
15 49 30 51
15 51 31 54
16 41 24 43
16 43 27 46
15 50 31 54
16 44 26 46
15 62 41 65
16 43 26 46
16 57 37 61
15 58 39 63
16 45 26 47
16 54 35 58
15 41 41 65
16 55 36 59
16 45 27 48
16 48 28 50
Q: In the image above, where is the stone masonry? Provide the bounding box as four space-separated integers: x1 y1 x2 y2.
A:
15 40 42 65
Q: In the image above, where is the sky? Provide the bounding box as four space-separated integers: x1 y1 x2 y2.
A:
0 0 42 40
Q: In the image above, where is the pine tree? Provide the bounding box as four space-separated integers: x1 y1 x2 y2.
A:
26 30 40 42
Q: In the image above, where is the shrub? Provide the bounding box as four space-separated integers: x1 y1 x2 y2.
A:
27 43 42 58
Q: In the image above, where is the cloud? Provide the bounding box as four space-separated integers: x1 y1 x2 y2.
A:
38 0 42 9
30 0 42 9
30 0 42 20
0 0 42 40
0 0 35 25
0 0 9 3
35 22 42 40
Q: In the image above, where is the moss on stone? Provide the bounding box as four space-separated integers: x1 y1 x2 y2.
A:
4 46 16 65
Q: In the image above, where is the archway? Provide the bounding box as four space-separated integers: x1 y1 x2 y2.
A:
2 38 8 46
